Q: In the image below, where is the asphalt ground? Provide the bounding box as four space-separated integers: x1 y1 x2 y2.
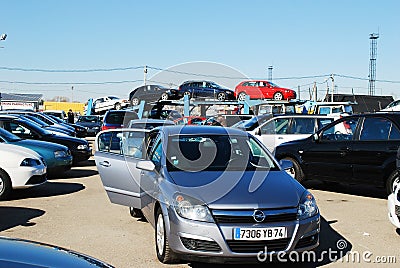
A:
1 153 399 267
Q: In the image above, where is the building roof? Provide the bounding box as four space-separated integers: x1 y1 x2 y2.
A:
0 93 44 102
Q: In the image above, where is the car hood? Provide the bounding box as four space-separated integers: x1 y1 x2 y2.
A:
76 122 100 127
14 139 69 152
0 143 41 159
166 170 304 209
44 134 87 145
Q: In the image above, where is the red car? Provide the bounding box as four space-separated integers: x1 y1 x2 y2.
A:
174 116 206 125
235 80 297 101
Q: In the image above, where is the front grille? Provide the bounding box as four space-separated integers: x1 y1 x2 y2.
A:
180 237 221 252
26 174 47 185
226 238 289 253
295 234 319 249
213 213 298 224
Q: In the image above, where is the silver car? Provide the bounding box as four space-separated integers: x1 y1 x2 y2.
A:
95 126 320 264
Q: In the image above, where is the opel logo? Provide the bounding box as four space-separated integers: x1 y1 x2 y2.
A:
253 210 266 223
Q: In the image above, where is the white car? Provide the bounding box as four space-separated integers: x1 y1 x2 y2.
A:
250 115 336 152
381 100 400 112
388 180 400 229
88 96 130 114
0 143 47 200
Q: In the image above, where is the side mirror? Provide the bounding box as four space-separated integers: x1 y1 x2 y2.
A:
279 160 293 170
312 133 319 142
255 128 261 136
136 160 155 171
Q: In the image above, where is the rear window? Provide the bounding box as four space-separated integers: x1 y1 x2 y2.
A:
104 111 138 126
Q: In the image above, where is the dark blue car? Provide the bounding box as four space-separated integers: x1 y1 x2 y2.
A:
177 81 235 101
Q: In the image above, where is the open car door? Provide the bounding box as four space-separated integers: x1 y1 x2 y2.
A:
94 129 149 209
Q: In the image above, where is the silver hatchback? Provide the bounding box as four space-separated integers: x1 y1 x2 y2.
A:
95 126 320 264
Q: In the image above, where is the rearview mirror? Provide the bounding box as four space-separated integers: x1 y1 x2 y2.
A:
136 160 155 171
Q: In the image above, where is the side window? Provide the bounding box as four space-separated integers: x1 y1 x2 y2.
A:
260 120 275 134
359 117 392 141
98 131 122 154
150 140 163 169
275 118 290 134
321 118 359 141
317 118 334 130
389 123 400 140
288 118 315 134
122 131 146 158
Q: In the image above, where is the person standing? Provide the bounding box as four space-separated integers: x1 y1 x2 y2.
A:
67 109 75 123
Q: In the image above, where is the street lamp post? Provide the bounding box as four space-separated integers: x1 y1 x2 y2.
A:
0 33 7 110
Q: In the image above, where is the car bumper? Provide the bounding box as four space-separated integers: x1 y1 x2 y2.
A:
72 148 92 163
166 209 320 263
8 165 47 189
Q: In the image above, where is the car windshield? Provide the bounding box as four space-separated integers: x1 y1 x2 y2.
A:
21 115 48 127
269 82 278 87
18 119 52 136
78 116 99 123
210 82 221 89
0 128 22 142
166 134 278 172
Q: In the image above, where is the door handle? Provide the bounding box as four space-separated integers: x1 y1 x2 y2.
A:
100 161 111 167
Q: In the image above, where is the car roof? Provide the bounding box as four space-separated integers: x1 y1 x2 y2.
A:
129 119 174 124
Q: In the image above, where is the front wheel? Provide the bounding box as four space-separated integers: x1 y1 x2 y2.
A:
160 92 169 101
273 92 284 100
114 103 122 110
282 157 305 182
386 170 400 194
155 208 178 263
217 92 226 101
0 170 12 200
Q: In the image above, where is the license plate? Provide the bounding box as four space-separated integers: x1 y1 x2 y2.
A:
233 227 287 240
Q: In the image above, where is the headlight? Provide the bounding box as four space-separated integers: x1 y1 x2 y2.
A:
174 194 214 223
20 158 41 167
77 144 88 150
93 126 100 130
297 191 318 220
54 150 67 158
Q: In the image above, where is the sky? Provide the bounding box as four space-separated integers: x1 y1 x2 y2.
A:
0 0 399 102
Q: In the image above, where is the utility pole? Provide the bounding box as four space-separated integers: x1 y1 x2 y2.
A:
313 82 317 101
144 65 148 86
71 86 74 103
268 66 273 81
297 85 300 100
330 74 335 102
368 33 379 96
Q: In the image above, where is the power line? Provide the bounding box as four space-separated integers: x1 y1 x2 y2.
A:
0 79 143 85
0 66 144 72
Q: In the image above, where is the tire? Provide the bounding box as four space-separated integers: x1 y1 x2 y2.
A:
131 97 140 106
217 92 226 101
386 170 399 194
183 91 191 99
0 170 12 201
155 207 177 263
160 93 169 101
273 92 284 100
114 103 122 110
283 157 305 182
237 92 247 101
129 207 144 218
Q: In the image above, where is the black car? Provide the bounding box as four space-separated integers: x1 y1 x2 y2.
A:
0 116 91 164
48 114 88 138
75 115 102 136
177 80 235 101
129 84 180 106
274 113 400 194
102 110 139 130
